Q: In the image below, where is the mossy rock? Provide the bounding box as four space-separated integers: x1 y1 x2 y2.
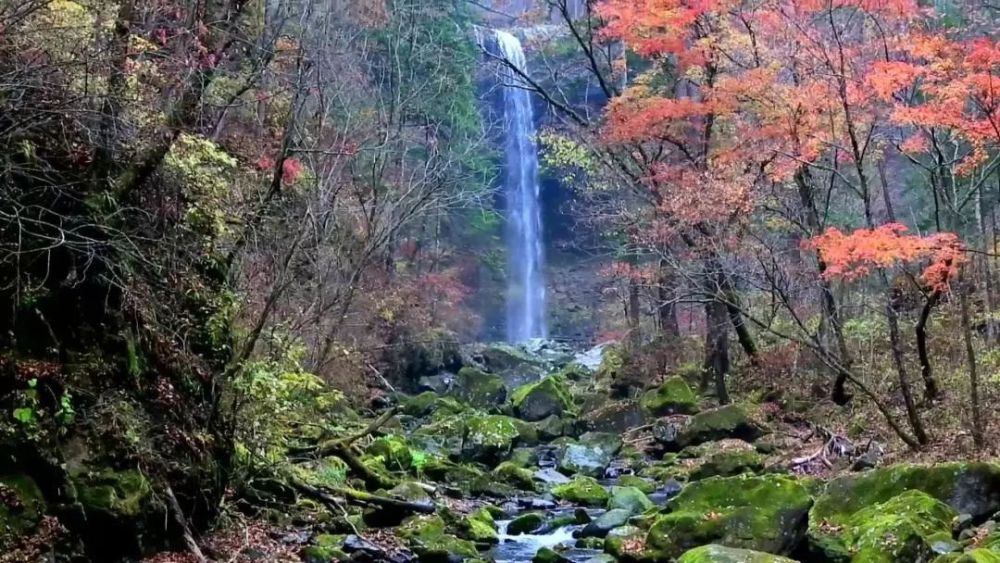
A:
608 486 654 515
595 344 625 382
677 405 764 448
677 544 799 562
605 524 646 559
617 475 657 494
581 399 648 433
512 376 575 422
452 367 508 409
641 376 699 416
688 443 765 481
551 476 610 507
509 512 546 535
935 550 1000 563
535 414 568 440
534 546 573 563
459 508 498 544
367 434 413 471
303 534 348 562
421 458 484 491
493 462 537 491
399 514 480 561
811 489 956 562
388 481 433 503
0 474 44 551
462 415 522 464
646 473 812 559
403 391 440 417
72 469 154 518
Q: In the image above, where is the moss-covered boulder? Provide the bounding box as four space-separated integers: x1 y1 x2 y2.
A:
461 415 522 463
608 485 655 515
677 544 799 563
810 489 956 562
399 514 480 561
0 474 44 552
509 512 546 535
552 476 610 507
451 367 507 409
595 344 625 382
534 546 573 563
581 399 648 433
303 534 349 562
935 550 1000 563
617 475 657 494
493 462 537 491
605 524 646 560
677 405 764 448
512 376 574 422
367 434 413 471
642 376 699 416
402 391 440 417
687 441 765 480
646 474 812 559
459 507 499 544
71 469 155 519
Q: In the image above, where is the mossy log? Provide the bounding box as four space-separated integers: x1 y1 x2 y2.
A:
289 477 434 515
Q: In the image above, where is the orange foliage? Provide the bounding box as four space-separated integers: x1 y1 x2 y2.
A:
804 223 967 290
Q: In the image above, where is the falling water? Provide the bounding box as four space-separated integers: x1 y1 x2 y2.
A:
495 30 547 342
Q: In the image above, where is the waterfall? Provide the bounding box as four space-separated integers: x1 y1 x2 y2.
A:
494 30 547 342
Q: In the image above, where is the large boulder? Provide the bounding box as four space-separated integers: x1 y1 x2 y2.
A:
809 463 1000 560
450 367 507 409
551 476 610 507
686 440 765 480
580 400 648 433
461 415 523 463
657 405 764 450
813 490 955 562
645 474 812 559
641 376 699 416
580 508 632 538
677 545 800 562
512 376 574 422
367 434 413 471
608 485 654 515
398 514 479 561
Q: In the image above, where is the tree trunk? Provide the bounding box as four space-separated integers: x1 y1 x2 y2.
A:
657 259 680 338
881 272 928 445
627 271 642 349
702 298 730 404
915 290 941 402
958 270 984 449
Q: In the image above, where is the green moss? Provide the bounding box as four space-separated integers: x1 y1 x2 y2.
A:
555 362 591 381
367 434 413 471
595 344 625 382
509 512 545 535
460 508 498 544
677 405 763 448
453 367 507 409
493 462 537 491
677 544 798 562
303 534 348 562
809 463 1000 560
641 376 699 416
608 486 655 515
0 474 44 550
551 476 610 507
934 550 1000 563
605 524 646 559
617 475 656 494
462 415 522 463
533 547 572 563
646 474 812 559
814 490 956 563
399 514 479 560
403 391 440 416
511 376 575 422
690 449 765 481
72 469 154 518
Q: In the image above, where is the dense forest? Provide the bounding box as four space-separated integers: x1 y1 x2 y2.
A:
1 0 999 562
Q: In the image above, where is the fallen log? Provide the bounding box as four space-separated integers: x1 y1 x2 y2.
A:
289 477 434 515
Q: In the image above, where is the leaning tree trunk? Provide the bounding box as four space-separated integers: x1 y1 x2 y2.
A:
915 289 942 402
880 272 928 446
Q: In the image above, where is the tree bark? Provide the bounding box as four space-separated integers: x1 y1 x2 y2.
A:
958 270 984 449
915 290 941 402
703 298 730 404
881 272 928 445
657 259 680 338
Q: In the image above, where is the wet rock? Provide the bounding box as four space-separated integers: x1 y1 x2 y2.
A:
494 462 537 491
646 473 812 559
512 376 574 422
607 486 654 515
676 405 764 448
535 414 568 440
533 547 573 563
676 544 799 562
418 373 455 394
465 342 548 388
398 514 479 562
579 508 631 538
534 468 571 486
508 512 546 535
616 475 656 494
604 525 645 559
641 376 699 416
653 419 682 449
557 432 622 479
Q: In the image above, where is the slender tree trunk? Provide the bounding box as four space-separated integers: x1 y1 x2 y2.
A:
880 273 928 445
795 167 853 403
702 298 730 404
657 259 680 338
958 269 985 448
915 290 941 402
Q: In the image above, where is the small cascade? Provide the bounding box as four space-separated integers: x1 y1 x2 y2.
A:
493 29 548 342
